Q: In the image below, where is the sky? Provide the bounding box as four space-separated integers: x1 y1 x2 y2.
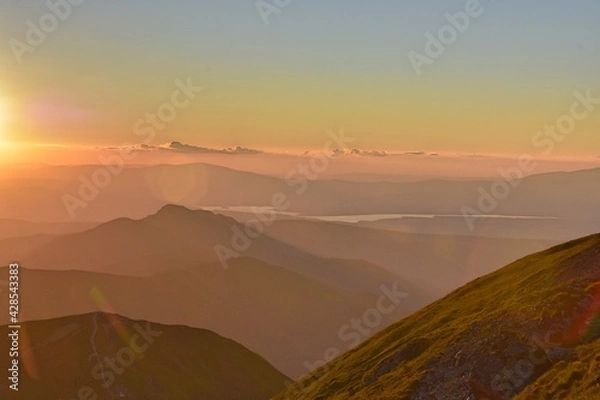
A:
0 0 599 164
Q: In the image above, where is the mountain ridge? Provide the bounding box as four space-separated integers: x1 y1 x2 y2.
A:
0 312 289 400
275 233 600 399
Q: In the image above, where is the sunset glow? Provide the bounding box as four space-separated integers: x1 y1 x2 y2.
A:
0 1 598 163
1 2 600 399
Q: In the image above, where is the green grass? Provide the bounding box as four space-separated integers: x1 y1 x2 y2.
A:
275 233 600 399
515 340 600 399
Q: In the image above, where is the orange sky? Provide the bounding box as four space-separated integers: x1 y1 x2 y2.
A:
1 1 599 169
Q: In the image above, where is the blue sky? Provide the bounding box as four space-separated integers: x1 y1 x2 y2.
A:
0 0 599 155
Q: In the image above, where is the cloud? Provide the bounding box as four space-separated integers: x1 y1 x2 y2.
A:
166 141 221 153
125 142 263 155
109 142 442 158
222 145 263 155
329 148 388 157
349 149 388 157
325 149 438 157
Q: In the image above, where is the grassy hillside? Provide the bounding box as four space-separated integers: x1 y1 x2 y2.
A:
515 339 600 399
275 234 600 399
0 313 289 399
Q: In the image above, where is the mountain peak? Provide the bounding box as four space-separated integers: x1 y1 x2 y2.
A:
152 204 225 223
156 204 195 214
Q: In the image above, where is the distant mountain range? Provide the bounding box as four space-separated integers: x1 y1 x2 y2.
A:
0 204 555 300
276 233 600 399
0 204 561 377
1 164 599 237
0 257 402 378
263 218 556 296
0 204 404 295
0 219 98 241
0 313 288 400
0 205 415 377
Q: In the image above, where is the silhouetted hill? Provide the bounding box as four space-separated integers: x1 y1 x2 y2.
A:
266 219 556 297
0 219 98 241
0 313 288 400
1 164 599 227
0 258 406 378
0 205 402 296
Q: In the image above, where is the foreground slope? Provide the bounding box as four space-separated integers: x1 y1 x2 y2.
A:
276 234 600 399
0 313 288 400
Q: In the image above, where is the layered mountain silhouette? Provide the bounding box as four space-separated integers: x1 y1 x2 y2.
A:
0 313 288 400
0 205 402 296
0 206 419 378
0 204 554 302
2 164 600 241
0 219 97 241
0 257 405 378
264 219 555 297
276 234 600 399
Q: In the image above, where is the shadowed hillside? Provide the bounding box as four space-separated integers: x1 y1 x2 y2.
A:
0 205 403 296
0 258 408 378
0 313 288 400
